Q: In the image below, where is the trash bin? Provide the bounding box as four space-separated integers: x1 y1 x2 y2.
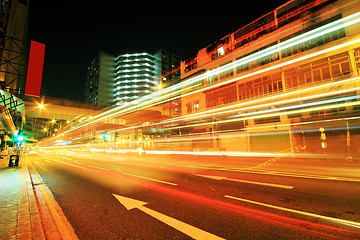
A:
8 155 19 167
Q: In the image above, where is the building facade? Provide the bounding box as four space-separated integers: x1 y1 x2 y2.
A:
115 52 158 105
84 51 115 106
154 49 181 87
40 0 360 162
175 0 360 157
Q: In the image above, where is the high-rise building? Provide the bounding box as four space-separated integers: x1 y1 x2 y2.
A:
85 49 180 106
154 49 181 87
115 52 157 105
84 51 115 106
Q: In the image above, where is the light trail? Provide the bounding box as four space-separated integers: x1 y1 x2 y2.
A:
34 151 360 239
157 99 360 132
171 78 360 122
133 82 360 130
225 195 360 229
61 79 360 139
46 12 360 140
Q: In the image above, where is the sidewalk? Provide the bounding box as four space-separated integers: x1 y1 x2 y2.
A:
0 155 78 240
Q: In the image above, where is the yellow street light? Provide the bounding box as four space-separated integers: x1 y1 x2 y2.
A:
38 104 44 109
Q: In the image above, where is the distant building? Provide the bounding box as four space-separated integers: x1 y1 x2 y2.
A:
84 51 115 106
154 49 181 87
85 49 180 106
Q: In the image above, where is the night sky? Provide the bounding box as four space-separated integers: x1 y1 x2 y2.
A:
29 1 287 102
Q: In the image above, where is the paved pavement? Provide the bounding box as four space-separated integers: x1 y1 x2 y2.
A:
0 155 77 240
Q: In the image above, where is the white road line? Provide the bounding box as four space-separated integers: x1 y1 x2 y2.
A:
187 163 360 182
194 174 294 189
238 169 360 182
124 172 177 186
91 165 109 171
225 195 360 229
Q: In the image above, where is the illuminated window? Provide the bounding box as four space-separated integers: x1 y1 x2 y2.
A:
237 72 282 101
354 48 360 68
281 15 345 59
218 47 225 56
206 68 218 84
193 100 199 112
186 103 192 113
284 52 351 89
206 83 237 108
220 61 233 80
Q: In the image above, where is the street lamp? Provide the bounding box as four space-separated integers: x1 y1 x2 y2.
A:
38 104 44 109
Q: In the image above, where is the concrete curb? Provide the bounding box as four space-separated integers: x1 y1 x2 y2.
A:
26 157 78 240
22 161 46 240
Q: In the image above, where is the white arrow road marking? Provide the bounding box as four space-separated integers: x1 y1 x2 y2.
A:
113 194 225 240
194 174 294 189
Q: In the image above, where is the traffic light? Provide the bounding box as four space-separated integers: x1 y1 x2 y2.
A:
102 131 111 142
15 134 24 142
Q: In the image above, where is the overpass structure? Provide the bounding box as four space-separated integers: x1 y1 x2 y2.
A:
23 95 105 141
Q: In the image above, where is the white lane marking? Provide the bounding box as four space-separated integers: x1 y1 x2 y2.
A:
113 194 225 240
91 165 109 171
238 169 360 182
124 172 177 186
225 195 360 229
187 163 360 182
194 174 294 189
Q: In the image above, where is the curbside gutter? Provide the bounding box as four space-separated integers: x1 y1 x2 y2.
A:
25 156 78 240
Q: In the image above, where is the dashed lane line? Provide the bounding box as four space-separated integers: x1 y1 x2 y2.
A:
194 174 294 189
123 172 177 186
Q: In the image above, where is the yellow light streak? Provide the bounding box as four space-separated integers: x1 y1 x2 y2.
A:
110 84 360 134
224 195 360 229
41 13 360 143
70 14 360 129
158 100 360 132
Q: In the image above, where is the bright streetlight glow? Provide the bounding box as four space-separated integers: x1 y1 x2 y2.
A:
16 135 24 141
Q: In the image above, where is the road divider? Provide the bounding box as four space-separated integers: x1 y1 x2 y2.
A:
194 174 294 189
225 195 360 229
113 194 225 240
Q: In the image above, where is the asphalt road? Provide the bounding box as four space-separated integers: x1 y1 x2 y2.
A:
28 151 360 239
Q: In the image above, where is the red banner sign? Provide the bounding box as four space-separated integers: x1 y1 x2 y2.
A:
25 41 45 97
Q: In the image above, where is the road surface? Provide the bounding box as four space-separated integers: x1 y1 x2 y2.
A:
27 150 360 239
